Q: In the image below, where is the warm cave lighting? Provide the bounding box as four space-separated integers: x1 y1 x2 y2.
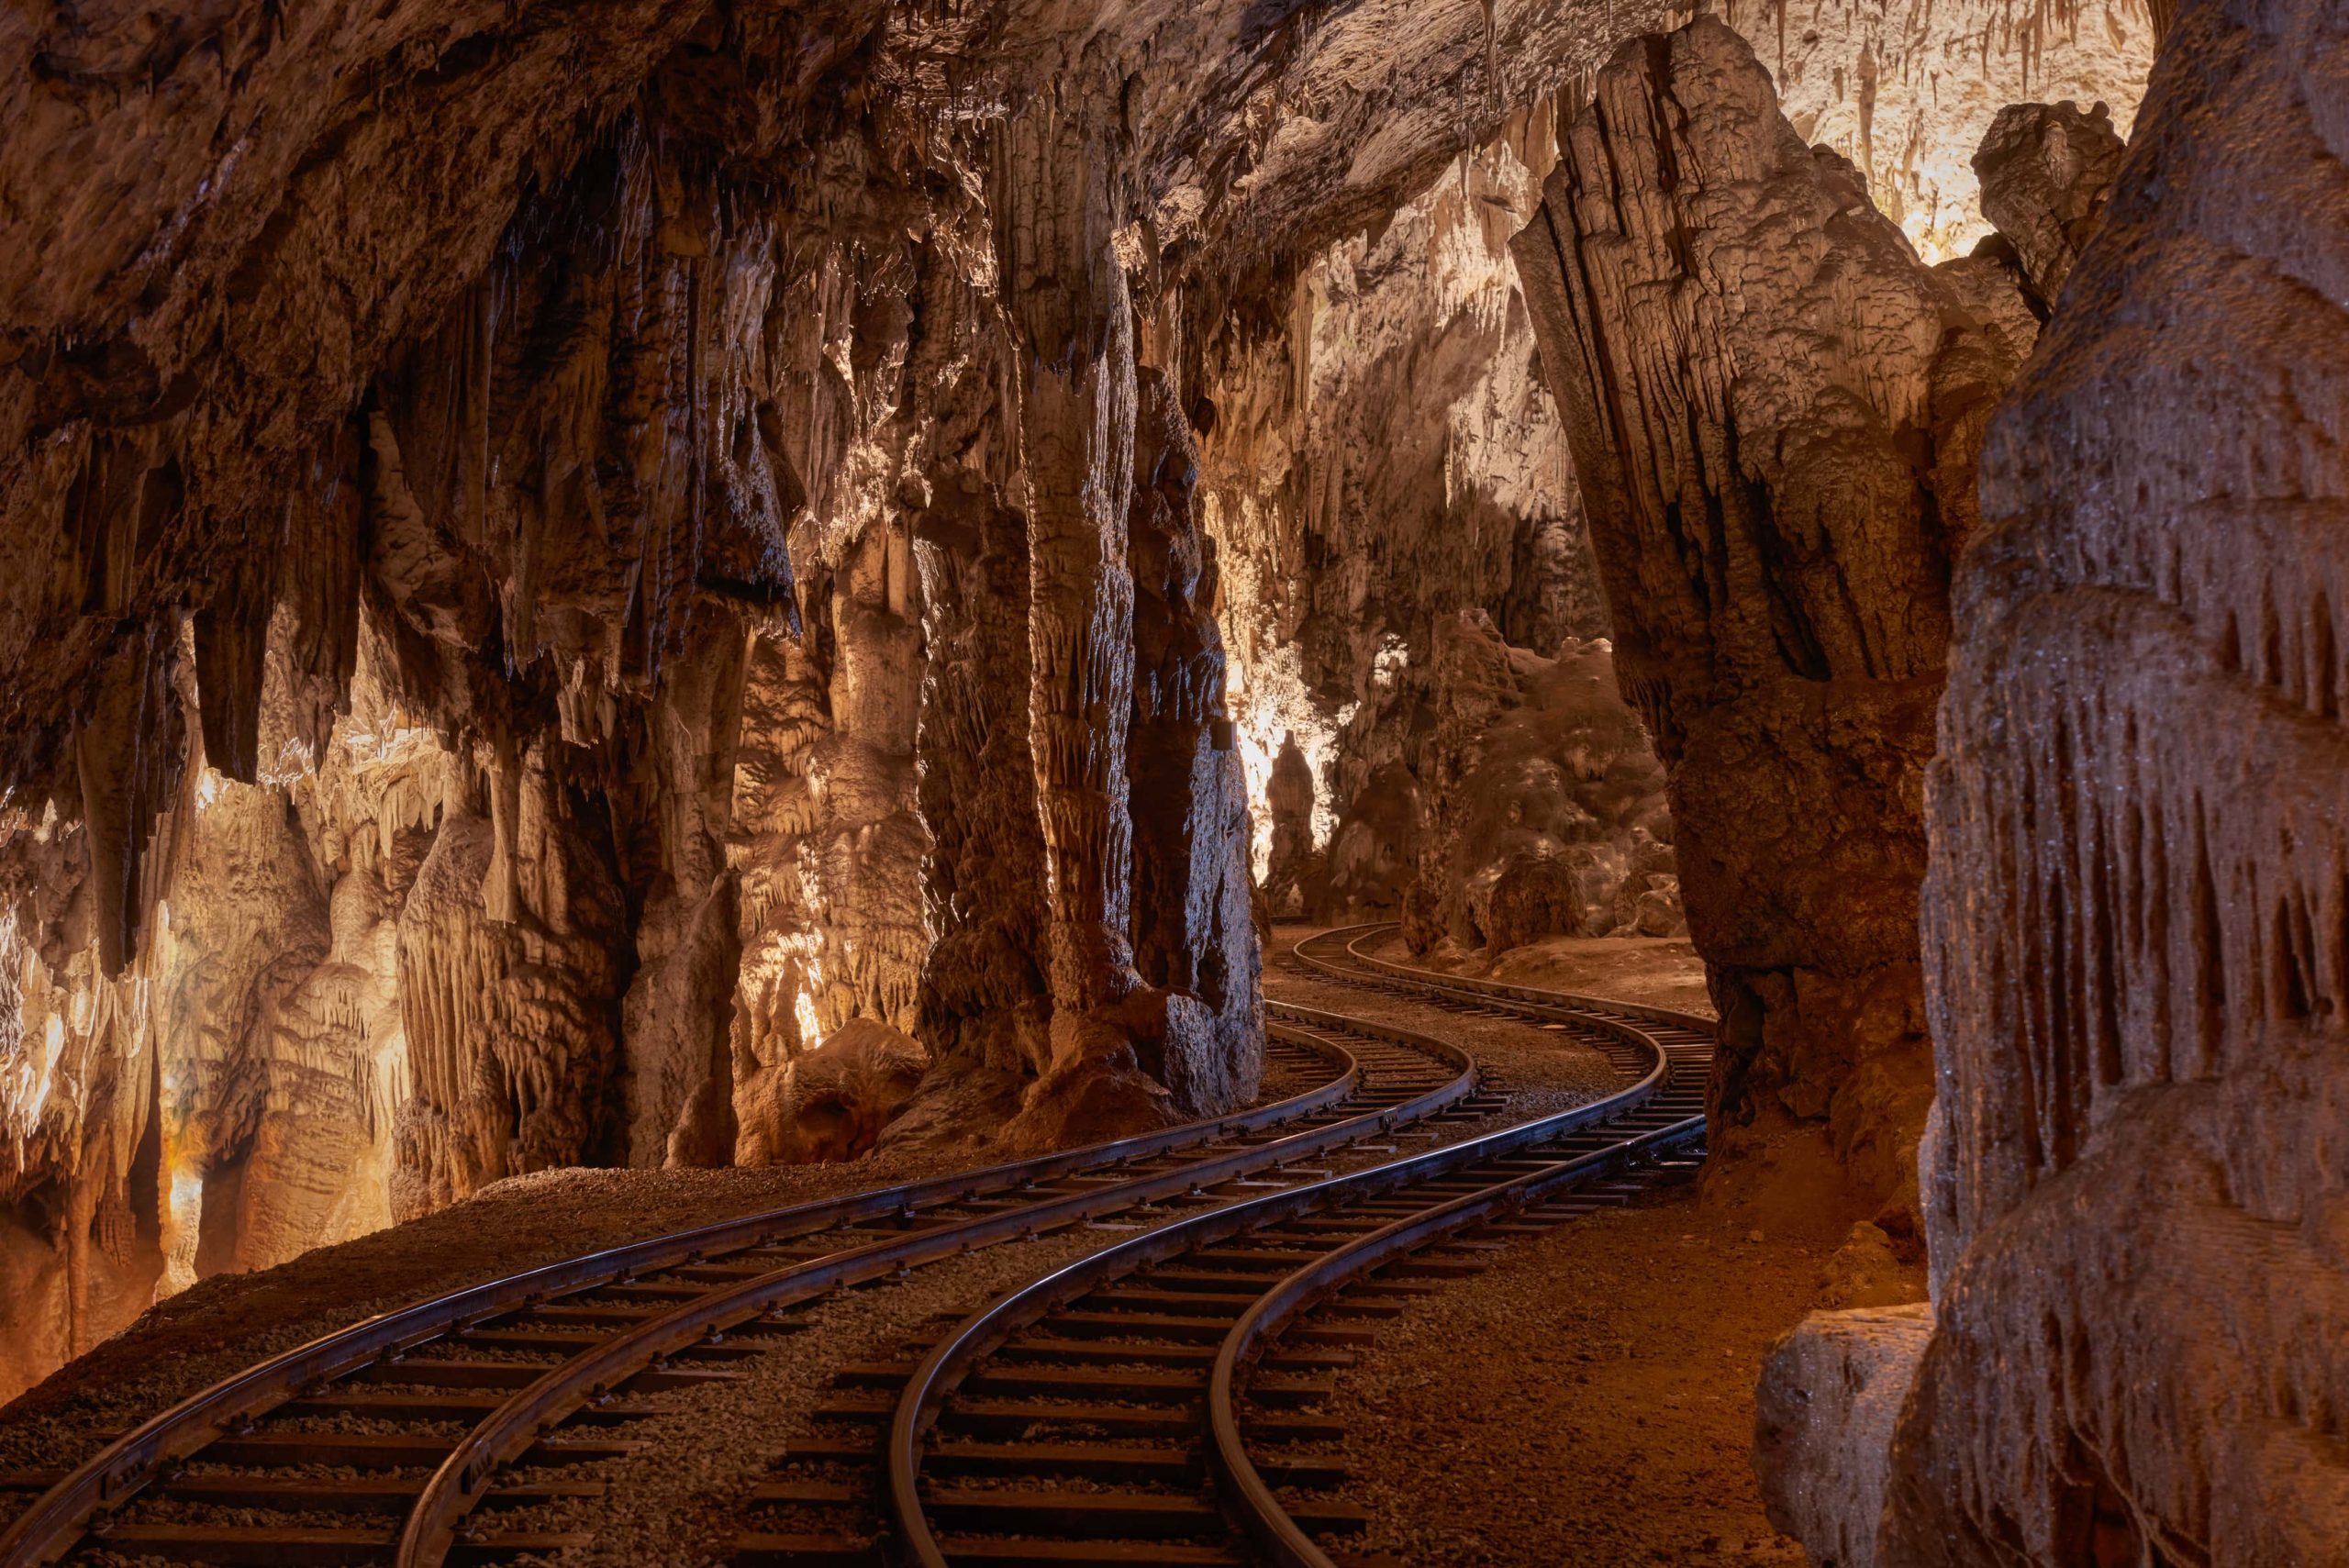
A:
161 1166 204 1296
0 0 2281 1562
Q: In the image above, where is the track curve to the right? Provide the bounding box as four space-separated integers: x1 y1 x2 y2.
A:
874 928 1716 1568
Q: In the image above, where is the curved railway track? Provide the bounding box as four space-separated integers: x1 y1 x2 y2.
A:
735 926 1714 1567
0 1006 1492 1568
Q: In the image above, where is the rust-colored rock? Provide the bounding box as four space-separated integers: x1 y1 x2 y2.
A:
1510 18 2032 1220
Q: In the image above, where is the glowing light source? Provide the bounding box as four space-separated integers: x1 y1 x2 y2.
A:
161 1166 204 1296
794 987 825 1054
1223 637 1340 884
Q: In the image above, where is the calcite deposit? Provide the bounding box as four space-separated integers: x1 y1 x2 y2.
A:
1726 0 2154 261
0 0 1699 1400
1401 616 1677 954
1512 17 2038 1219
0 0 2168 1455
1881 0 2349 1560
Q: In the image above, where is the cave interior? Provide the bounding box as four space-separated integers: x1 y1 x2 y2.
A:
0 0 2342 1563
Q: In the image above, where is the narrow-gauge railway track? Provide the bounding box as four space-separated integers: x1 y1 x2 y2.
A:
740 929 1714 1567
1 1011 1489 1568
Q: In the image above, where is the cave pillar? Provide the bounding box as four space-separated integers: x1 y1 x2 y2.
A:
1508 19 2027 1220
1124 366 1264 1114
995 86 1144 1053
1876 3 2349 1561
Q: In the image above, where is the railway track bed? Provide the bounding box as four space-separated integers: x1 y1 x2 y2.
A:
727 928 1712 1567
5 928 1710 1568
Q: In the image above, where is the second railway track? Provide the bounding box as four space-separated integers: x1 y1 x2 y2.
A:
4 925 1715 1568
735 927 1714 1567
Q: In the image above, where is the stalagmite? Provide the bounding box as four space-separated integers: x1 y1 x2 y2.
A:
990 72 1170 1146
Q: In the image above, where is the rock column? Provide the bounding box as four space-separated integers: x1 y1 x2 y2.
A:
990 82 1164 1140
1877 2 2349 1561
1510 19 2029 1218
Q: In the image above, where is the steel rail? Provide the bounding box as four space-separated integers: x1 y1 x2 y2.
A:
1207 1091 1708 1565
1298 919 1715 1032
0 1010 1424 1567
389 1006 1475 1566
884 974 1682 1567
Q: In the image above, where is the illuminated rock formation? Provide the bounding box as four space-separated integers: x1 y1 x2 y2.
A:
1511 18 2038 1218
1405 616 1675 953
0 0 2160 1407
1881 0 2349 1559
1734 0 2155 261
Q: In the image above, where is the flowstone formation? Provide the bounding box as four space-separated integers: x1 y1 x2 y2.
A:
0 0 2159 1408
1874 0 2349 1559
1402 615 1678 954
0 0 1720 1401
1512 17 2040 1219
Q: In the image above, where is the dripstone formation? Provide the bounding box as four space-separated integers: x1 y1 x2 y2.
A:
0 0 2165 1482
0 0 1716 1401
1511 18 2038 1221
1887 0 2349 1558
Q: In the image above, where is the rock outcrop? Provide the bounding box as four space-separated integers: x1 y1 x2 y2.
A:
1972 100 2129 313
1741 0 2154 261
1754 1302 1934 1568
1511 18 2037 1221
1876 0 2349 1561
1197 115 1613 922
1401 616 1675 954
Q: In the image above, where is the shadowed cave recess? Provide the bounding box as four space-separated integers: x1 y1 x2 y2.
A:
5 0 2343 1561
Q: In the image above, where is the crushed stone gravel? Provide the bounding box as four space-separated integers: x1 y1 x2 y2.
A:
8 929 1760 1568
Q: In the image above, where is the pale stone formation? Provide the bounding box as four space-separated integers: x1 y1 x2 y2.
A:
1402 616 1676 954
1875 0 2349 1560
1721 0 2157 261
1753 1302 1934 1568
1195 118 1610 914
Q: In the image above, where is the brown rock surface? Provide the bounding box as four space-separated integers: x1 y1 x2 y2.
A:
1876 1 2349 1562
1754 1302 1933 1568
1510 18 2032 1220
1972 100 2129 312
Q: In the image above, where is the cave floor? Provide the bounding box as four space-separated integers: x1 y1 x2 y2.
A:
1310 1159 1891 1567
0 933 1884 1568
1266 929 1903 1566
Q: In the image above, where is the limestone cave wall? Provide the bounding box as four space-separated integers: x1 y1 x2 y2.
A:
1511 18 2047 1220
0 0 1708 1402
0 0 2162 1408
1881 0 2349 1558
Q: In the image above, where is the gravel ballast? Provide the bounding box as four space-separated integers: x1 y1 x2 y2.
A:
7 927 1751 1567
